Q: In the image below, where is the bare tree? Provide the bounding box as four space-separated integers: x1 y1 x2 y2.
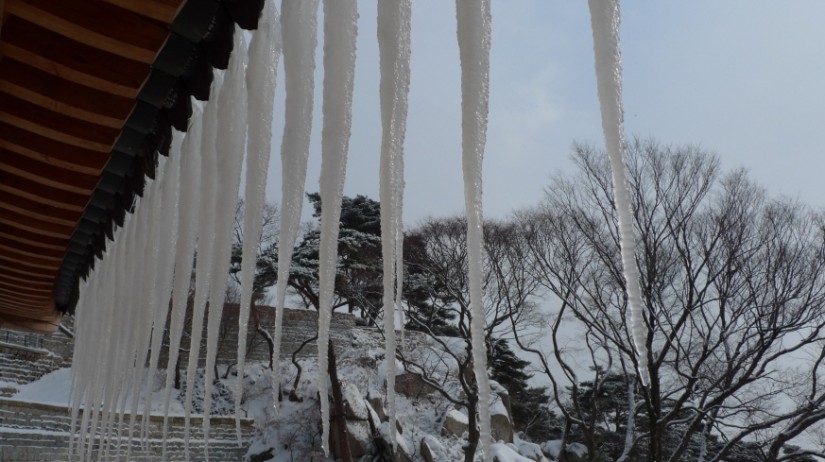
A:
518 139 825 461
397 217 547 462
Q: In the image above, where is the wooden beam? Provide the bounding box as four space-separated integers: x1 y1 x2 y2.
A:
0 111 112 152
0 122 107 175
102 0 180 23
0 287 51 303
0 271 54 286
0 208 75 240
1 43 137 98
0 148 97 195
0 172 86 212
4 0 164 64
0 251 59 271
0 196 80 227
0 243 63 263
2 17 148 92
0 264 54 281
0 92 120 147
0 281 52 295
0 59 132 128
0 82 123 130
0 232 66 253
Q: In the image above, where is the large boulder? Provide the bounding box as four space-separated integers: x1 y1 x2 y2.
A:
367 393 387 421
441 409 469 437
490 392 514 443
395 372 436 398
420 435 448 462
330 420 374 459
342 383 369 420
376 422 412 462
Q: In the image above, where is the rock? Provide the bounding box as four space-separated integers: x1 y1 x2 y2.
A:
367 394 387 421
517 440 549 461
375 422 413 462
441 409 469 437
342 383 369 420
420 435 448 462
248 447 274 462
561 443 588 462
395 372 436 398
490 382 514 443
329 420 374 459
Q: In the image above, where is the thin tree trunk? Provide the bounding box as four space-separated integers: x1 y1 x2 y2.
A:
328 341 353 462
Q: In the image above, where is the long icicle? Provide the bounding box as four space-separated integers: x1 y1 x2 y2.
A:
235 1 281 445
587 0 650 387
184 71 224 459
316 0 358 455
271 0 319 412
456 0 493 459
202 28 249 450
377 0 412 450
237 0 282 442
162 105 203 457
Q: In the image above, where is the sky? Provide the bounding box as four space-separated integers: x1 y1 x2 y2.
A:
263 1 825 226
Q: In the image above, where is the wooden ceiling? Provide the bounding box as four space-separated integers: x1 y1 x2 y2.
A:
0 0 263 333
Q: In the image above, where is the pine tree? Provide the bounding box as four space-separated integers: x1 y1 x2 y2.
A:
488 338 556 441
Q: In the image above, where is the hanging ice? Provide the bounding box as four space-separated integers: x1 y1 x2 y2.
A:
162 106 204 456
236 0 282 440
271 0 319 413
587 0 650 387
202 29 249 447
377 0 412 450
315 0 358 454
456 0 493 459
183 70 225 457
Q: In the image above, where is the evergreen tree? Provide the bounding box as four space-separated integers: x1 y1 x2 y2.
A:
488 338 556 442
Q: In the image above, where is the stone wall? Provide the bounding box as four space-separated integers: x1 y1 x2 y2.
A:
158 305 359 369
0 398 254 461
0 342 65 391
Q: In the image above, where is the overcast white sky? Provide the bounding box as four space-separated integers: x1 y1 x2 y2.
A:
263 1 825 226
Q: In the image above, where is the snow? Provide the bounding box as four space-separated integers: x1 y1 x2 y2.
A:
447 408 469 425
456 0 493 459
587 0 650 387
489 442 535 462
237 0 281 439
13 367 186 415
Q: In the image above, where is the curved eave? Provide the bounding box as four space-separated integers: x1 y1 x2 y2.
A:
0 0 265 332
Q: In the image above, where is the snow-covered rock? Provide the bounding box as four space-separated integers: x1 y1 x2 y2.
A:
442 409 469 437
490 442 536 462
517 440 549 461
420 435 448 462
342 382 369 420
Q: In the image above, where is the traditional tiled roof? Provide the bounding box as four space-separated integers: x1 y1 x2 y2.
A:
0 0 264 332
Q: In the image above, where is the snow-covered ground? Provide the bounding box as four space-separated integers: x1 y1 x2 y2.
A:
6 328 573 461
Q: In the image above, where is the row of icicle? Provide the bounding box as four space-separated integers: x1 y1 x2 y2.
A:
70 1 644 461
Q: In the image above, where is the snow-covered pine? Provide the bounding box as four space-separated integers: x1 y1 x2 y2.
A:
316 0 358 454
236 0 282 441
456 0 493 459
272 0 319 415
377 0 412 450
587 0 650 387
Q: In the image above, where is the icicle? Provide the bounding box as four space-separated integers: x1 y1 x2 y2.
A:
143 131 184 442
184 71 225 458
587 0 650 387
236 0 282 440
377 0 412 450
202 29 249 447
162 106 204 457
316 0 358 455
272 0 319 413
456 0 493 459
